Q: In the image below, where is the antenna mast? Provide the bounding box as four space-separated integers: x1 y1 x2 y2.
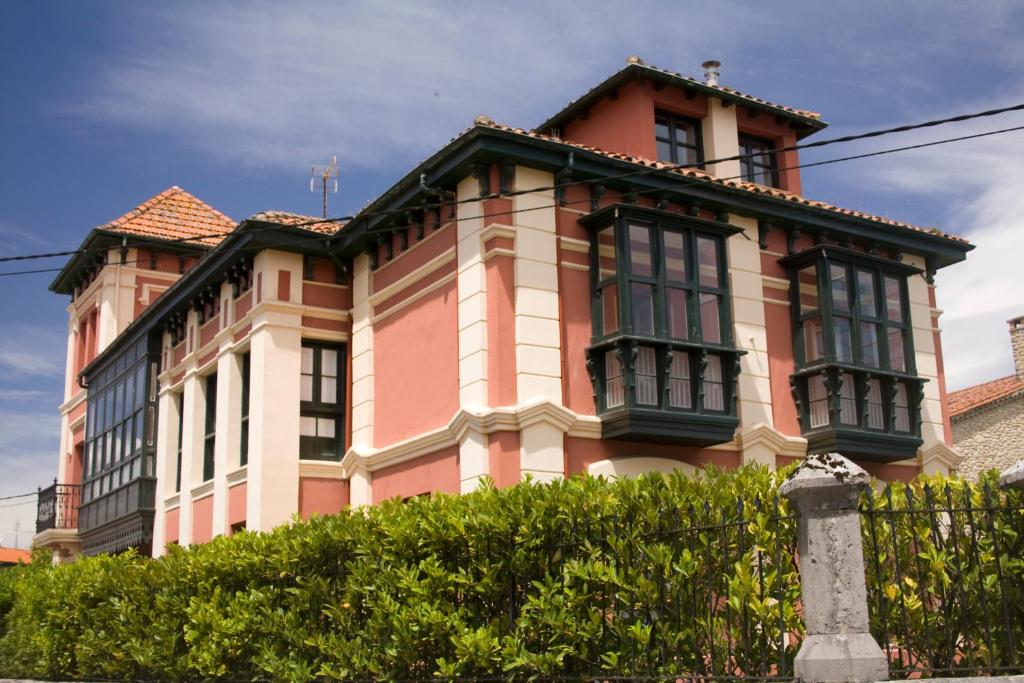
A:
310 155 339 218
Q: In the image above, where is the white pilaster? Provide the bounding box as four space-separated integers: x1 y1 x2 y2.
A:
456 177 489 408
702 97 741 180
458 428 488 493
349 465 371 506
211 344 242 538
178 358 203 546
350 253 375 448
152 363 181 556
905 256 945 450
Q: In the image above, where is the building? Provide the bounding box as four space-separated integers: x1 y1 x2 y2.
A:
34 58 971 560
949 316 1024 479
0 547 32 568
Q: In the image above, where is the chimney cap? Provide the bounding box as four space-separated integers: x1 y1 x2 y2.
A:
1009 314 1024 327
626 55 645 66
702 60 722 86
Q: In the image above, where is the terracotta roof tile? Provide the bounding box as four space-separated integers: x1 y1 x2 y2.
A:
251 211 344 235
0 547 31 565
471 120 969 245
98 186 236 247
949 375 1024 417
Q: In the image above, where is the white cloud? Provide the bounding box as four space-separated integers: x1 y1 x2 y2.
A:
0 324 65 379
839 102 1024 390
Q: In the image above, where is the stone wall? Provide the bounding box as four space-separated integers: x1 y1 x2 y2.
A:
952 396 1024 479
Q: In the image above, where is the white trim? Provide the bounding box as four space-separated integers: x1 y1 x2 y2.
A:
588 457 696 480
369 248 456 306
558 236 590 253
298 460 345 478
761 275 790 290
480 223 517 243
559 261 590 272
190 480 214 499
138 282 170 306
164 494 181 509
226 466 248 484
340 398 601 477
372 271 457 322
58 387 88 415
482 248 516 262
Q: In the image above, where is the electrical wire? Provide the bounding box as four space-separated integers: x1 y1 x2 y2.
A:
0 100 1022 267
0 491 39 502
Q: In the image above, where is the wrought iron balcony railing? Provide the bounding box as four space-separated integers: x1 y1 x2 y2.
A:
36 480 82 534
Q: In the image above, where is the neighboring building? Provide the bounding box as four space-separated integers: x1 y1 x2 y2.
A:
34 57 971 561
949 316 1024 479
0 547 31 567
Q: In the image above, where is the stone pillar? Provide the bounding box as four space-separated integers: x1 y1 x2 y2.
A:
779 453 887 683
1000 459 1024 490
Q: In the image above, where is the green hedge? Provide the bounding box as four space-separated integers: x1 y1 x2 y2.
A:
0 466 800 681
1 466 1020 681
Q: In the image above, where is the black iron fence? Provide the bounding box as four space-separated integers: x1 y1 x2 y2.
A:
394 496 803 682
35 480 81 533
862 480 1024 678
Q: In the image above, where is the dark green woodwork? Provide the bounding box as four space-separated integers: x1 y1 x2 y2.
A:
782 245 925 462
582 205 743 446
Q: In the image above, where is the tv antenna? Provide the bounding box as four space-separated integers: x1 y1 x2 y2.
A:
310 155 339 218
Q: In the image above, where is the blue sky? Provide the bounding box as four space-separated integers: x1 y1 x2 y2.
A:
1 1 1023 546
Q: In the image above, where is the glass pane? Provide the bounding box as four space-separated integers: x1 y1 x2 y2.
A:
702 355 724 411
301 347 314 374
839 372 857 425
317 418 336 439
125 372 135 413
668 351 691 409
631 283 655 335
321 377 337 404
803 318 824 362
601 284 619 335
656 139 672 162
835 317 854 363
798 265 819 313
628 224 653 278
894 383 911 432
300 416 317 437
857 270 877 317
888 328 906 372
663 231 687 282
884 276 903 321
597 227 617 280
604 350 624 409
700 293 721 344
867 379 884 430
698 237 719 287
137 364 146 406
808 374 829 428
134 412 143 452
830 265 849 312
667 288 688 339
655 119 669 139
677 144 695 165
635 346 658 406
322 349 338 377
300 375 314 402
860 322 880 367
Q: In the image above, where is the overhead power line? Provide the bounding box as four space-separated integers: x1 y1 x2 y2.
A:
0 100 1022 268
1 117 1021 281
0 491 38 502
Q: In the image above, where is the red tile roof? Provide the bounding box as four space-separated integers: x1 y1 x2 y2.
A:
251 211 344 235
472 119 969 245
97 186 236 246
0 547 31 565
949 375 1024 417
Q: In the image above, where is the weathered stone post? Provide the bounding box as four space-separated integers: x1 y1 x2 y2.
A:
1000 459 1024 491
780 453 887 683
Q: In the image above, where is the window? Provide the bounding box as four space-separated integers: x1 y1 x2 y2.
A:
239 353 250 467
783 245 924 460
582 204 743 446
655 112 702 166
175 393 184 493
738 135 779 187
300 342 344 461
202 373 217 481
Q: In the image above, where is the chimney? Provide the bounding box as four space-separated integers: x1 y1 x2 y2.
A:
1010 315 1024 378
702 60 722 87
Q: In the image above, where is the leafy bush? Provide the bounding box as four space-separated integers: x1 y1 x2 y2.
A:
0 466 799 681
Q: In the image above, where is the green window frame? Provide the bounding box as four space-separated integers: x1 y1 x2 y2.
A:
239 352 250 467
738 135 779 187
202 373 217 482
783 245 924 460
583 205 743 446
655 111 703 167
300 341 345 461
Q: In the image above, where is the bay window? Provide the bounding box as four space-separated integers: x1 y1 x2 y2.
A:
583 205 743 445
783 245 924 460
